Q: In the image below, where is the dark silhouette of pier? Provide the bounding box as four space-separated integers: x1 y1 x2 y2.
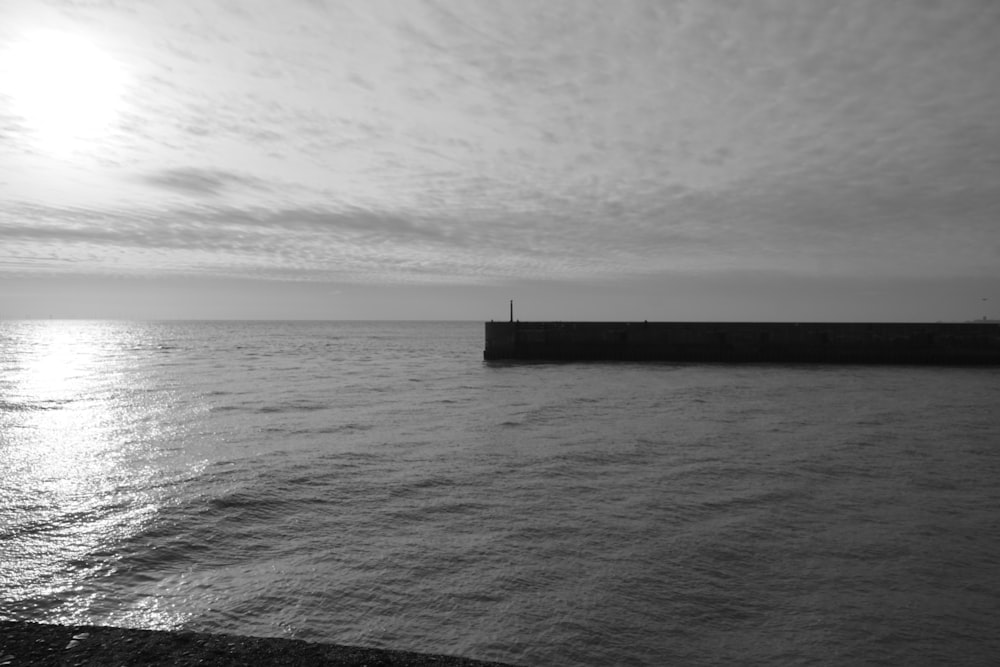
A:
484 321 1000 364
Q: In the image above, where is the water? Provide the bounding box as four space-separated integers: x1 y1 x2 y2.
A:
2 320 999 666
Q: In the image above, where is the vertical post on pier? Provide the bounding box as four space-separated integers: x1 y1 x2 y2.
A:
510 299 513 323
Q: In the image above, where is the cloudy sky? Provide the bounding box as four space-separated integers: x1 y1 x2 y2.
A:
1 0 998 320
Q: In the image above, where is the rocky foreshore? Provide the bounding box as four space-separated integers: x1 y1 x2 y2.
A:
0 621 519 666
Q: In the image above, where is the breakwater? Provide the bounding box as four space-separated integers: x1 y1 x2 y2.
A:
0 621 517 666
484 321 1000 364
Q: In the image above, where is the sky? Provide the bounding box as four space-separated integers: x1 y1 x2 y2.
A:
1 0 998 321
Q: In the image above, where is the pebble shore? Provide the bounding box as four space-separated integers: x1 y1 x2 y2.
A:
0 621 519 666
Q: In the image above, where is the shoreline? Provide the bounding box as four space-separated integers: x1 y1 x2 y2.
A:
0 621 519 666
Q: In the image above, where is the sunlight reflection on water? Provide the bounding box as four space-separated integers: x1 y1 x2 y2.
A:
0 321 186 628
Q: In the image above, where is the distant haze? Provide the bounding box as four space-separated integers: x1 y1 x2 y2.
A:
1 0 998 321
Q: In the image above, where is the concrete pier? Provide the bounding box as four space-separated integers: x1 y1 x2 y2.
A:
484 321 1000 364
0 621 518 666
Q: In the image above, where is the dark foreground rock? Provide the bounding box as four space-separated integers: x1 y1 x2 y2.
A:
0 621 519 666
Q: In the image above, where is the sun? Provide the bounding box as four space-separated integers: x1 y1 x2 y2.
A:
1 30 126 154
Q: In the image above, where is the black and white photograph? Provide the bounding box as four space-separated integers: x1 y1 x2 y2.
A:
2 1 999 664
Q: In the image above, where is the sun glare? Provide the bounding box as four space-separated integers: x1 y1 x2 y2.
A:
2 31 126 154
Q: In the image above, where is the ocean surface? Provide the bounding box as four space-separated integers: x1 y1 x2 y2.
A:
2 320 999 666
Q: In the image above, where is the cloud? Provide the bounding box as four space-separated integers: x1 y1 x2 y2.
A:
141 167 272 196
1 0 998 294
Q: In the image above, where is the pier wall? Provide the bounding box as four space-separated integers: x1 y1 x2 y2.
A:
484 321 1000 364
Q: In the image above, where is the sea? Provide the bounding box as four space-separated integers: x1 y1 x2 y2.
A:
2 320 999 666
